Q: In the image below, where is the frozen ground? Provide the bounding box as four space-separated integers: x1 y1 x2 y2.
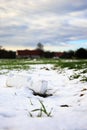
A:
0 64 87 130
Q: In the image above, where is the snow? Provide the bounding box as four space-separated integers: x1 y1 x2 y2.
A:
0 64 87 130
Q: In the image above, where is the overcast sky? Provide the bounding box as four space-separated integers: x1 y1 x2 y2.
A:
0 0 87 51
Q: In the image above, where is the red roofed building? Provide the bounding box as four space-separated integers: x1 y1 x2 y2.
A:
16 49 43 58
54 52 63 58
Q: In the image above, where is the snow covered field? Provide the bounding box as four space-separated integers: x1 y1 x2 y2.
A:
0 63 87 130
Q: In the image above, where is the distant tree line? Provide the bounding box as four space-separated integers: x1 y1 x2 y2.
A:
61 48 87 59
0 49 16 59
42 48 87 59
36 46 87 59
36 43 87 59
0 45 87 59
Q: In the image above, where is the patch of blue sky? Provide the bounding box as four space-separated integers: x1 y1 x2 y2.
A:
69 39 87 44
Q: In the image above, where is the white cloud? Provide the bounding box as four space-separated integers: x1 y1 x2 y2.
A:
69 18 87 28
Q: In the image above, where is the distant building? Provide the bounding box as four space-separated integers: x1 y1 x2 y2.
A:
16 49 43 58
53 52 63 59
16 49 63 59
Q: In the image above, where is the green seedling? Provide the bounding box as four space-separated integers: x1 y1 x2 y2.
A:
30 100 53 117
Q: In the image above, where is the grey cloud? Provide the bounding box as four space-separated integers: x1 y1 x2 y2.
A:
28 0 87 14
0 0 87 51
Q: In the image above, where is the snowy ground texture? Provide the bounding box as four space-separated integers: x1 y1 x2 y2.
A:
0 64 87 130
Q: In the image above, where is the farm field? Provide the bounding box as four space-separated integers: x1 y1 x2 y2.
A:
0 59 87 130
